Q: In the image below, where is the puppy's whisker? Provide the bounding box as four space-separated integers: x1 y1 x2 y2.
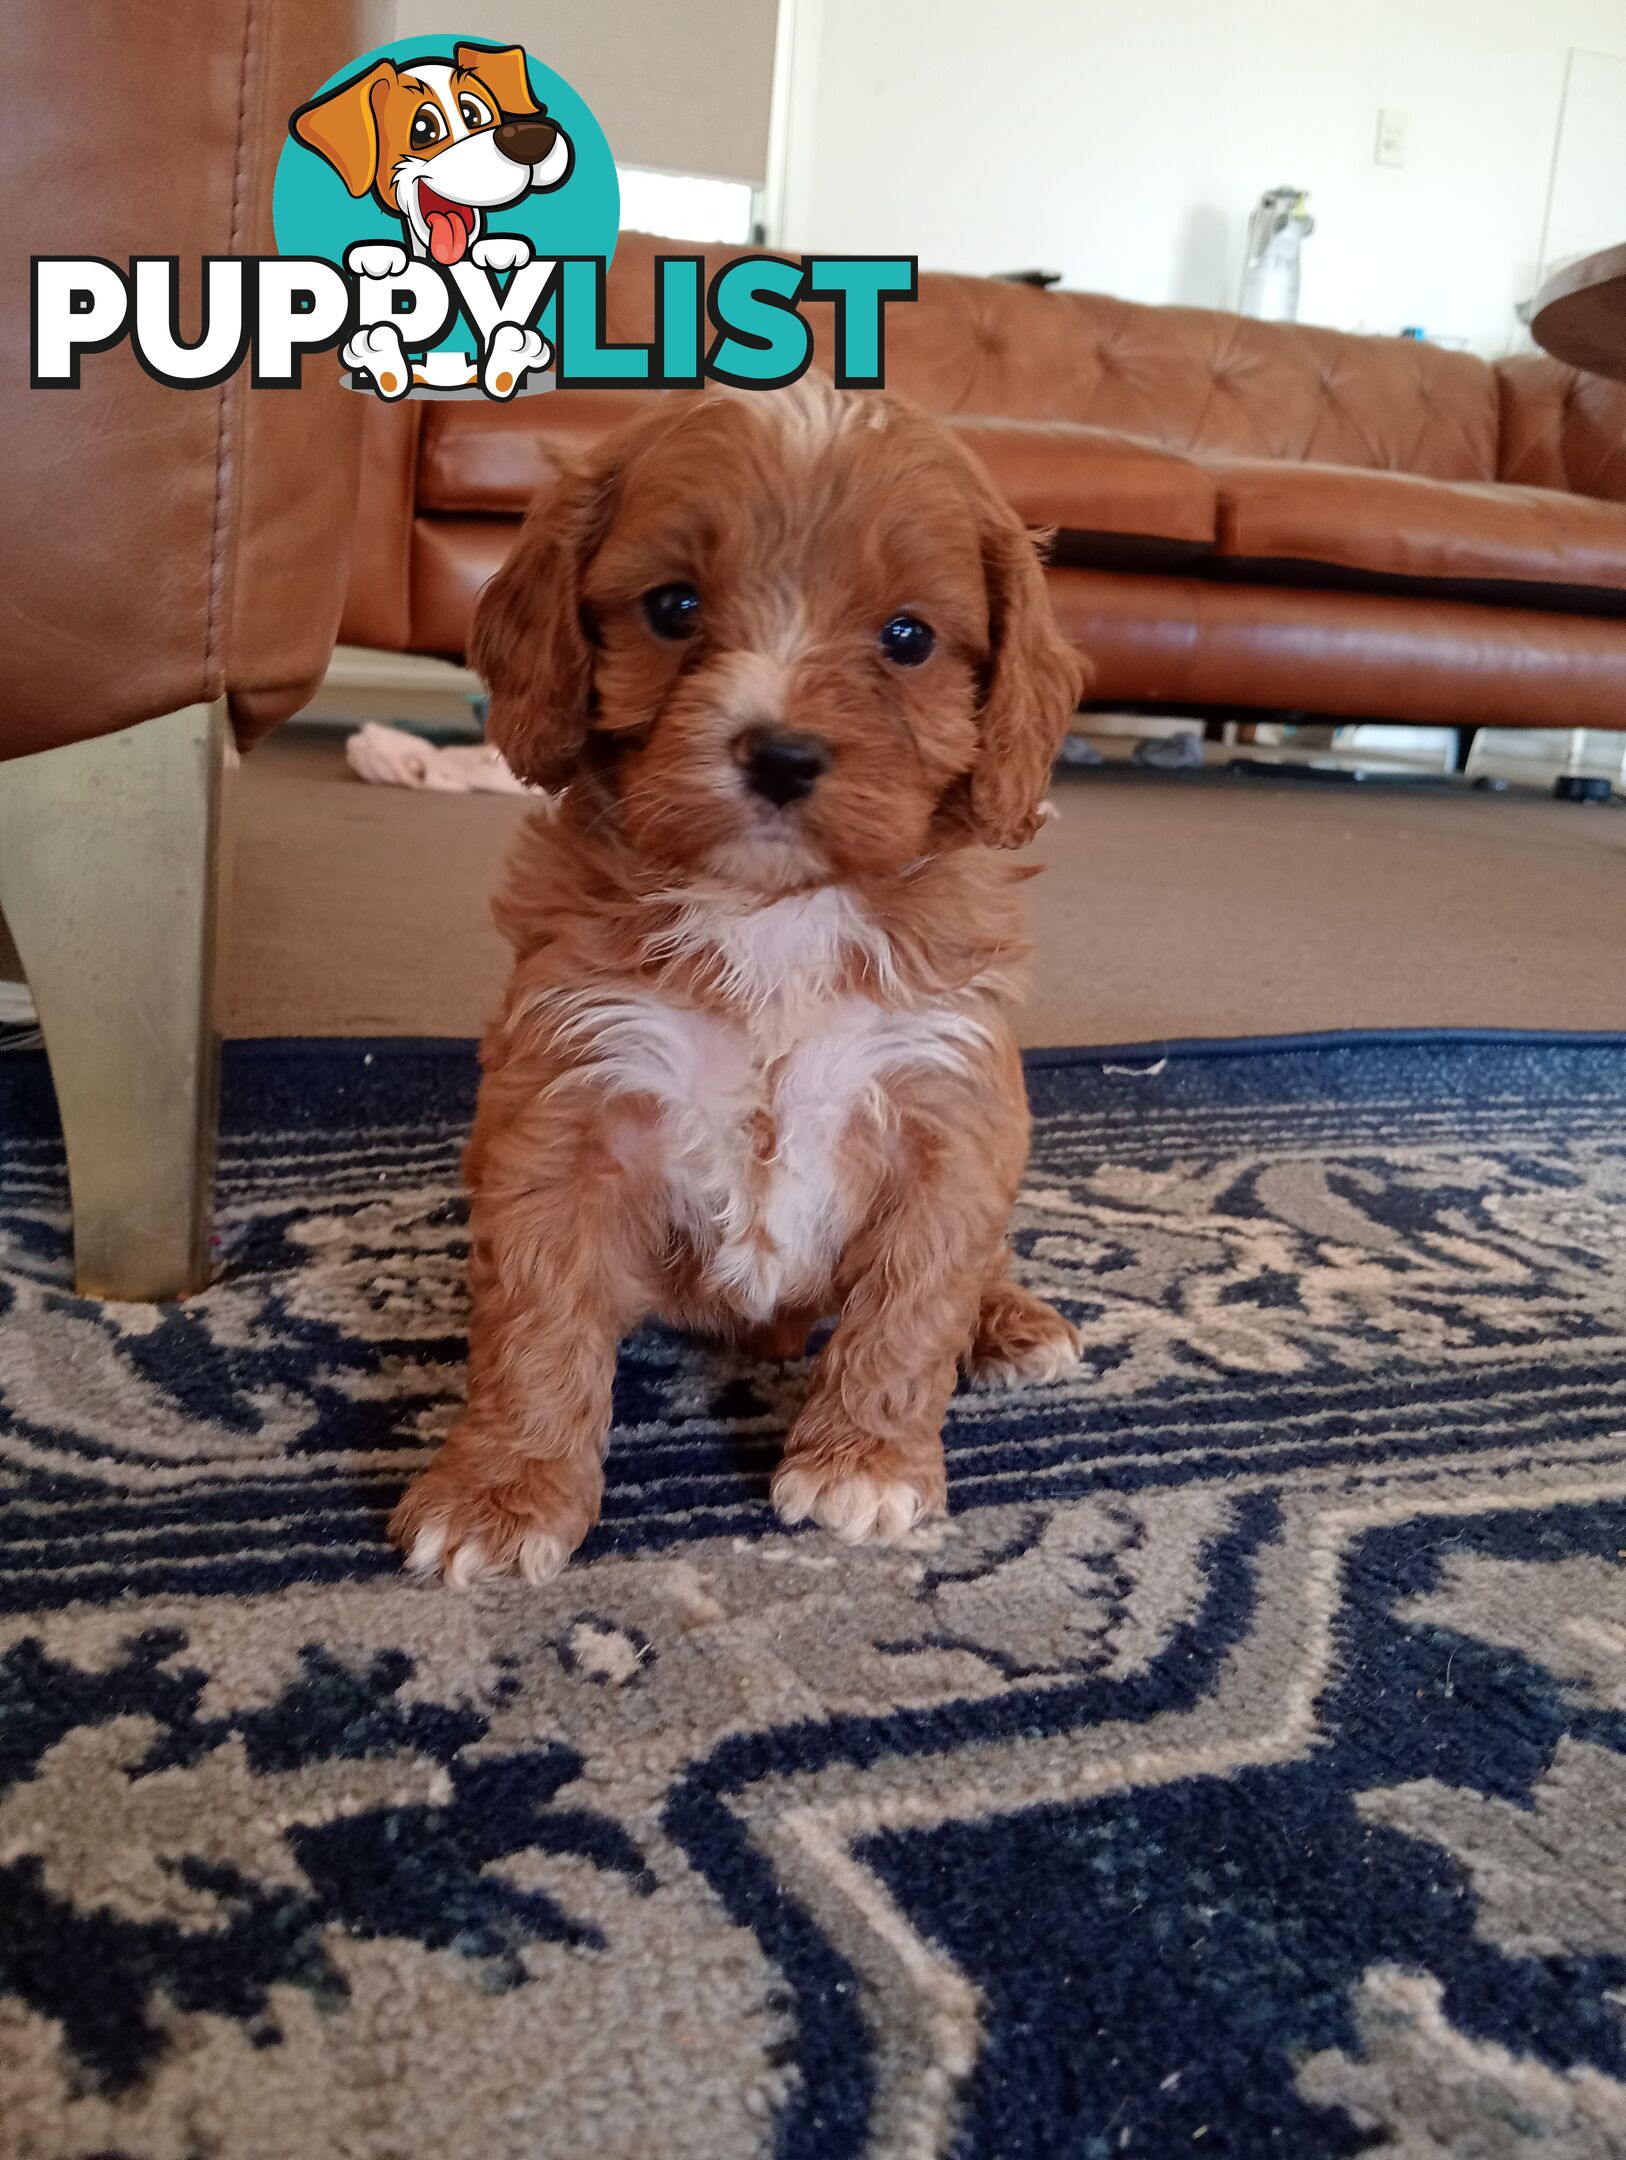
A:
575 789 629 843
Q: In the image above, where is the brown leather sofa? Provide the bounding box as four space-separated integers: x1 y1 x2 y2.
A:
0 0 384 1299
343 230 1626 735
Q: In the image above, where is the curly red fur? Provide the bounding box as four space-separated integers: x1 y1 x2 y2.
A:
391 380 1087 1583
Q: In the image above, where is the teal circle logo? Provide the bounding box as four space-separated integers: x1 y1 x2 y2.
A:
274 35 618 396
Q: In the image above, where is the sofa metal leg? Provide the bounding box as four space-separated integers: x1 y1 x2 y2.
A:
0 701 231 1300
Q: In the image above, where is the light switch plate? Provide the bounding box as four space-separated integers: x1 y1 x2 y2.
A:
1376 108 1409 167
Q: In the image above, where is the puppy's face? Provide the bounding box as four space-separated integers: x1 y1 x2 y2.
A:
475 384 1084 890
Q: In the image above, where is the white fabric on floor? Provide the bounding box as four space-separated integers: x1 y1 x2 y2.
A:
344 722 536 795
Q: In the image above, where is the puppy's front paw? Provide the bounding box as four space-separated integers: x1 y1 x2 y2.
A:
470 234 533 272
965 1281 1080 1389
772 1443 944 1546
345 241 409 281
389 1454 595 1587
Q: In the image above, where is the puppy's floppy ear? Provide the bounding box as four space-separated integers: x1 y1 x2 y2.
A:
969 501 1088 850
290 61 394 197
455 42 541 117
472 457 615 790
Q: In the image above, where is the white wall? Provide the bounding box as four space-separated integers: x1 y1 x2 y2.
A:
1542 47 1626 280
776 0 1626 355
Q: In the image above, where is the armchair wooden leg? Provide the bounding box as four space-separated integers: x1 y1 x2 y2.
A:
0 701 231 1300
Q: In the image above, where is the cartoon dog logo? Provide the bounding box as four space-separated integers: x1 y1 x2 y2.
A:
290 42 573 396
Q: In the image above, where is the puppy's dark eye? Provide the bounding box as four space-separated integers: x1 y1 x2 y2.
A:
643 583 701 640
458 94 492 129
410 106 444 149
878 613 935 666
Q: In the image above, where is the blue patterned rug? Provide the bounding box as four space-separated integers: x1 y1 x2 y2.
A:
4 1034 1626 2158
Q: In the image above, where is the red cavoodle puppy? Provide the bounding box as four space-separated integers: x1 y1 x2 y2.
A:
391 377 1086 1585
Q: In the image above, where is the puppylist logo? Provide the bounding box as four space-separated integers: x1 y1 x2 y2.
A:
30 36 916 401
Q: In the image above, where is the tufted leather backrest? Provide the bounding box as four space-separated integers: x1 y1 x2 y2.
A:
1495 354 1626 503
598 232 1499 481
882 278 1499 480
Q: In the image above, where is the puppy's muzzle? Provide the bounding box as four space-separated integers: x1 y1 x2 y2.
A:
495 118 559 166
738 728 832 807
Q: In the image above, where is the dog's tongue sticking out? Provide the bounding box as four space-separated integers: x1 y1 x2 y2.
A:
427 211 467 265
418 187 474 266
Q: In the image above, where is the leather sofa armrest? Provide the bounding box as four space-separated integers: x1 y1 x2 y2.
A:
1496 354 1626 504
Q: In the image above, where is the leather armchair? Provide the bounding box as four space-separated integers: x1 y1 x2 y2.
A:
0 0 388 1299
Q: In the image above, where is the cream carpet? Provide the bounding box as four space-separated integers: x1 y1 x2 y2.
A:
225 730 1626 1046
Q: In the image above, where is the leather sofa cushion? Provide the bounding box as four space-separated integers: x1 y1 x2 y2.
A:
1047 566 1626 732
1208 459 1626 607
418 393 656 512
949 421 1215 552
418 398 1218 551
412 518 513 658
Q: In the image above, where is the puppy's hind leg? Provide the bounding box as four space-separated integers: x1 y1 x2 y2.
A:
342 322 412 400
964 1256 1080 1389
483 323 550 400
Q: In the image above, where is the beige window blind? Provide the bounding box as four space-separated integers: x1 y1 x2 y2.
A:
391 1 781 186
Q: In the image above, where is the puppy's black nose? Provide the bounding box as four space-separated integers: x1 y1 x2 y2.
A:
742 729 831 807
494 118 558 165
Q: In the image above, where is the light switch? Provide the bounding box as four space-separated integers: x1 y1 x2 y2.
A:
1376 108 1409 167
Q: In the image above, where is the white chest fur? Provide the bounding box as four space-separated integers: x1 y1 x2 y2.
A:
549 890 984 1318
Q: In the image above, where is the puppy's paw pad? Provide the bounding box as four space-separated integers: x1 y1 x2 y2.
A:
482 322 549 398
342 324 411 399
772 1464 935 1546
